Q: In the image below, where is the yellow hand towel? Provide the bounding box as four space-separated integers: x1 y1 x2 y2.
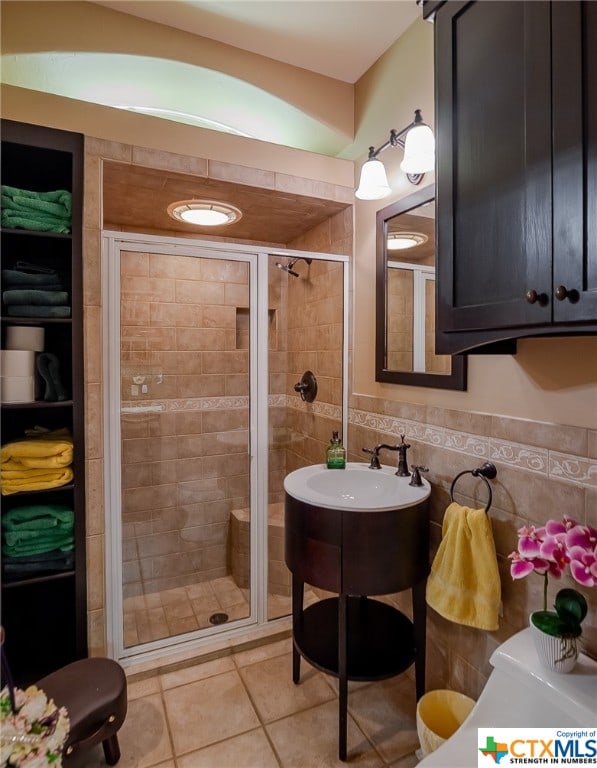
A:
426 502 501 631
1 437 73 469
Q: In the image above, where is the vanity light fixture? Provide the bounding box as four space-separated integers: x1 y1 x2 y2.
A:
355 109 435 200
387 232 429 251
167 200 243 226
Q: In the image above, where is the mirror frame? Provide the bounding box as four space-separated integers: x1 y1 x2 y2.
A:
375 184 467 390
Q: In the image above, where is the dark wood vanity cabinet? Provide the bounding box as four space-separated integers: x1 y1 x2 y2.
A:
430 1 597 354
0 120 87 684
285 493 429 760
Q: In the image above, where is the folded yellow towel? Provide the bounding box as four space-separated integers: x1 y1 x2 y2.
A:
1 437 73 469
1 467 74 495
426 502 501 631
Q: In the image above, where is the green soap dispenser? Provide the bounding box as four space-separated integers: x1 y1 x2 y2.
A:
326 431 346 469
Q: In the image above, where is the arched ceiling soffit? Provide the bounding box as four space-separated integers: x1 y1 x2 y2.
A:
1 51 353 156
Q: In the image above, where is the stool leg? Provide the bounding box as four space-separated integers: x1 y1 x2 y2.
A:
338 593 348 761
102 734 121 766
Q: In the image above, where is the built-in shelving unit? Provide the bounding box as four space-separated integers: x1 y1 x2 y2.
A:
1 120 87 684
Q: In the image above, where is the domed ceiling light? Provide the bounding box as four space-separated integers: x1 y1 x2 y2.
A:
167 200 242 226
387 232 429 251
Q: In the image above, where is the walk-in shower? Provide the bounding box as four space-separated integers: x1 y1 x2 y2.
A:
102 232 348 665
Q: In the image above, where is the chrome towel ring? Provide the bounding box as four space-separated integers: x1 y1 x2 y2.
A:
449 462 497 513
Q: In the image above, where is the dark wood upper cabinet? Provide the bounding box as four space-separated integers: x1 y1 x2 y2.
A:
432 1 597 354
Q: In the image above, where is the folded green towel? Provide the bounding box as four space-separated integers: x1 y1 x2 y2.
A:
1 185 72 217
2 547 75 563
6 305 71 318
2 269 63 287
3 290 69 306
2 535 74 557
2 504 73 530
1 210 71 234
4 526 73 547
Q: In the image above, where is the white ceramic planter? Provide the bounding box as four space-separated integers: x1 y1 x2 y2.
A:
529 613 579 673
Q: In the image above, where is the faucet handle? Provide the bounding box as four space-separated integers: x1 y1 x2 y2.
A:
362 447 381 469
409 465 429 487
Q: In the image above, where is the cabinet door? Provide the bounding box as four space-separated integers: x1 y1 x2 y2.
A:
436 1 553 333
552 1 597 322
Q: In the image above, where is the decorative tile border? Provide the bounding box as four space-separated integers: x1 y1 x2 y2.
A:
549 451 597 487
349 408 597 490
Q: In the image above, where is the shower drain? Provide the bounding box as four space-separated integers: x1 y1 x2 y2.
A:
208 612 229 626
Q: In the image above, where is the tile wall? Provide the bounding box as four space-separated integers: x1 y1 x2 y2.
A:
119 250 251 597
347 394 597 699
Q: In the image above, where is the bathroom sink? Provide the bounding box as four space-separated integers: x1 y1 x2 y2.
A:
283 462 430 511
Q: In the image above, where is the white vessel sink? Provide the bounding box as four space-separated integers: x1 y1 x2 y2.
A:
284 462 430 511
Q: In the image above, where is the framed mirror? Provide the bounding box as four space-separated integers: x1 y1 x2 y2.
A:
375 185 467 389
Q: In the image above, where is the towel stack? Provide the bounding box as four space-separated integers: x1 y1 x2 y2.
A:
2 264 71 318
1 184 72 234
1 428 74 496
2 504 75 576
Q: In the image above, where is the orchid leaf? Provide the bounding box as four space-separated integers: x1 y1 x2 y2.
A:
554 588 587 627
531 610 569 637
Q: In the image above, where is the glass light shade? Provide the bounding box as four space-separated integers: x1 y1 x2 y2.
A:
167 200 242 226
400 124 435 174
387 232 428 250
355 158 392 200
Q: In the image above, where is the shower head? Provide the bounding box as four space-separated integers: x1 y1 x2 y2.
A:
276 261 299 277
275 257 312 278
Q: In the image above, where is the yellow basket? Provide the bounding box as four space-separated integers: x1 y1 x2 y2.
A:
416 689 476 756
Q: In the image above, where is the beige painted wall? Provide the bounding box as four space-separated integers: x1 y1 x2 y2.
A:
1 0 353 148
352 20 597 429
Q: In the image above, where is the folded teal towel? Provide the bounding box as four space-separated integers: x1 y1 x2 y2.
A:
2 504 74 530
1 210 71 234
2 269 63 287
1 185 72 218
6 305 71 318
3 290 69 306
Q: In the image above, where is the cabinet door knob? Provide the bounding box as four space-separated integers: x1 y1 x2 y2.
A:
525 289 548 306
554 285 580 303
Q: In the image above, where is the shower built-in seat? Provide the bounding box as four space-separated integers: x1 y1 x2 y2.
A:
230 502 290 596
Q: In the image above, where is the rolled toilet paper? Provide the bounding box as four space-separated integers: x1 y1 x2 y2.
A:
1 375 36 403
0 349 37 377
5 325 45 351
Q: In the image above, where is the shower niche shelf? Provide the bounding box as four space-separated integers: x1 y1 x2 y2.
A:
0 119 87 685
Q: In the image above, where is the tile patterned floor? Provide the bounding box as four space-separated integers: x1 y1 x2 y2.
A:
68 635 422 768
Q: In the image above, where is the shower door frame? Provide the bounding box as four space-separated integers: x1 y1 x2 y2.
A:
102 231 349 666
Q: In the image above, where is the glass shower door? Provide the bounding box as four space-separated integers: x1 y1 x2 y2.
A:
118 247 252 649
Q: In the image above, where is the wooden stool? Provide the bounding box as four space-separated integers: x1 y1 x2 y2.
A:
37 657 127 765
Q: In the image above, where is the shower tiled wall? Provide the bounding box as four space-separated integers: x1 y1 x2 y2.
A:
83 136 354 653
119 250 251 597
348 394 597 698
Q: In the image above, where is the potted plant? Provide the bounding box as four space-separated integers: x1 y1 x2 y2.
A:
509 516 595 673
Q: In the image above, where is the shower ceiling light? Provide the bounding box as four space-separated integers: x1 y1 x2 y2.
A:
167 200 243 227
387 232 428 251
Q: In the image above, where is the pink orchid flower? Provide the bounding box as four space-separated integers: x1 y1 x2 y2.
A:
516 525 546 558
509 550 551 579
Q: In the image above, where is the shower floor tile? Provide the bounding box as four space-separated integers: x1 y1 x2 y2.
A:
122 575 319 648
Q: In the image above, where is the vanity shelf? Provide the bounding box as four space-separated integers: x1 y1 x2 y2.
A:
294 596 416 681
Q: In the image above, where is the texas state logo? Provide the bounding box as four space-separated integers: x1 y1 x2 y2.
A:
477 729 597 767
